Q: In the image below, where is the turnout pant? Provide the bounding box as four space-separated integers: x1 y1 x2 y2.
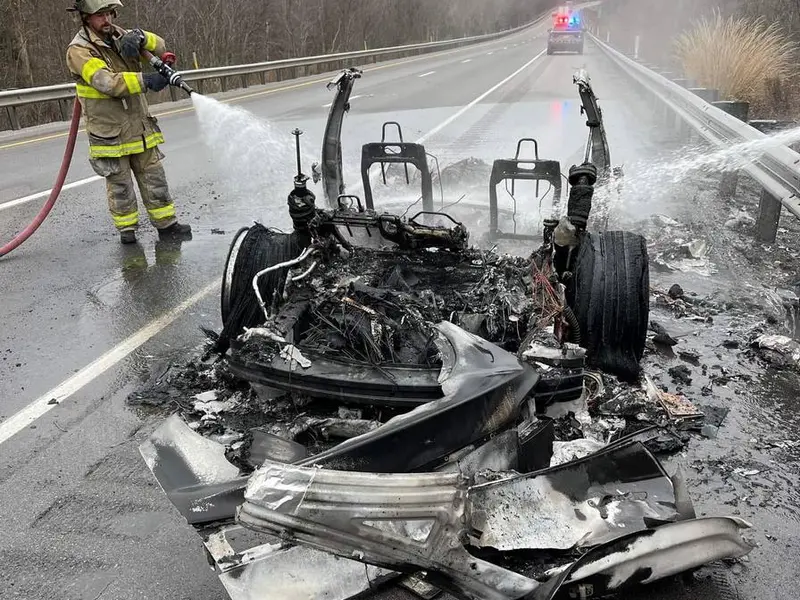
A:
90 147 177 231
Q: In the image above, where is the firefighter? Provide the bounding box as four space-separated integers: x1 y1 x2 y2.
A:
66 0 192 244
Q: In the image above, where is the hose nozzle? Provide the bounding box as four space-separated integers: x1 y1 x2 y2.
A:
147 53 194 96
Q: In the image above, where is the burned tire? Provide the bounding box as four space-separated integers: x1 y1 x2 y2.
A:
569 230 649 381
221 227 251 324
216 224 300 354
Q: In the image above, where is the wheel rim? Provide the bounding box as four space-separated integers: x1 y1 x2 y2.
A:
220 227 250 324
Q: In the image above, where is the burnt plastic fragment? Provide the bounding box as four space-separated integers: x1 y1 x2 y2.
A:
517 418 555 473
248 428 308 469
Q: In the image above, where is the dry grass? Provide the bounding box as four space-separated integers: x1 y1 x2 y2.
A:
674 11 798 110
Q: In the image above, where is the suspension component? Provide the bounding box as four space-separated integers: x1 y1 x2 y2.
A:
566 163 597 231
287 129 318 243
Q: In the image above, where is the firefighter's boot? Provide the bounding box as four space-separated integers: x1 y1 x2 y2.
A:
120 229 137 244
158 222 192 240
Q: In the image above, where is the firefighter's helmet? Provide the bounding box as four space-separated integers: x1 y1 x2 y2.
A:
68 0 123 15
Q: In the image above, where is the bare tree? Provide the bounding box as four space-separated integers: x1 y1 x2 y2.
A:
1 0 561 127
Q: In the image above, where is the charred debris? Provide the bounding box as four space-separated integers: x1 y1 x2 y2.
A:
134 68 753 600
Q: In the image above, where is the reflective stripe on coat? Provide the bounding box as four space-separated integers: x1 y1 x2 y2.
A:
66 26 167 158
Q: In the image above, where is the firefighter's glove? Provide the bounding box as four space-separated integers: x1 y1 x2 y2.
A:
143 72 169 92
119 28 145 58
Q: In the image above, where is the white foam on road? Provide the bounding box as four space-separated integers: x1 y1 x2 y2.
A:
0 46 547 447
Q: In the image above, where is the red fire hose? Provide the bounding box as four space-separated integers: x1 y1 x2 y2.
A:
0 98 82 259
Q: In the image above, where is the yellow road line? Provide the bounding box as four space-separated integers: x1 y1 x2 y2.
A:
0 37 533 152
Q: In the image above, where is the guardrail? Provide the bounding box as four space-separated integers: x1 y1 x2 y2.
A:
0 20 540 132
589 32 800 243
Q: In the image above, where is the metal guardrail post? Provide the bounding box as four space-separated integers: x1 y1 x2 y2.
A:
757 189 782 243
6 105 21 130
58 98 70 121
713 101 750 199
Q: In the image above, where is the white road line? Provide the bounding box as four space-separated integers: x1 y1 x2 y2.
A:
418 71 436 78
323 94 363 108
352 48 545 195
418 50 545 144
0 176 102 212
0 280 219 446
0 48 547 446
487 51 494 55
461 59 473 64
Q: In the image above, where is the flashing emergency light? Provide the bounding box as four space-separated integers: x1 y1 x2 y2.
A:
553 9 580 30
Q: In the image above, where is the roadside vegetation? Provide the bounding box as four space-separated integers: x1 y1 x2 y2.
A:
597 0 800 118
674 12 797 113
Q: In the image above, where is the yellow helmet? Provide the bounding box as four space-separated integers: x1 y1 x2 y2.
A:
68 0 123 15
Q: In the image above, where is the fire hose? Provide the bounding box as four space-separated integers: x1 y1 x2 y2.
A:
0 50 193 259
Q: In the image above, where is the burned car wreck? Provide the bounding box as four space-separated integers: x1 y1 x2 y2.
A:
138 68 753 600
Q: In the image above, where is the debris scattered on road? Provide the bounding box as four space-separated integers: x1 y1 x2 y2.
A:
644 374 703 422
651 320 679 346
734 467 762 477
669 364 694 385
751 334 800 369
668 283 685 299
654 239 719 277
678 349 701 364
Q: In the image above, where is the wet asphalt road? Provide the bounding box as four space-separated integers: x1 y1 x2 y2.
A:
0 16 796 600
